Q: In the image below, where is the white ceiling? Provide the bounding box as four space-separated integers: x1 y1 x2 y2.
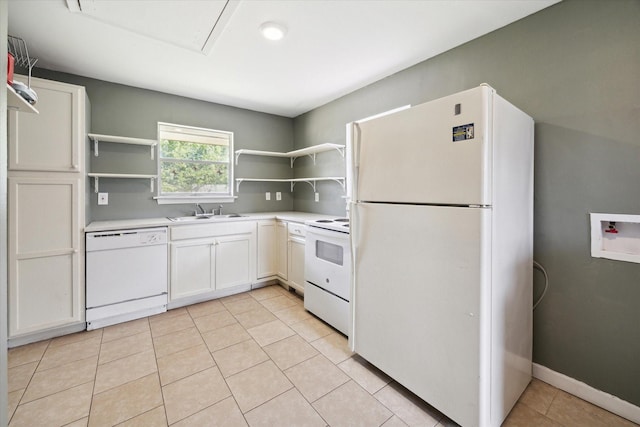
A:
8 0 559 118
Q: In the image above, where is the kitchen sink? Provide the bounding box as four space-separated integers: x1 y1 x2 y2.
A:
167 214 246 222
167 216 212 222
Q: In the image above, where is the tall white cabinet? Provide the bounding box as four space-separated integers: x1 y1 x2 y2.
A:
8 76 87 344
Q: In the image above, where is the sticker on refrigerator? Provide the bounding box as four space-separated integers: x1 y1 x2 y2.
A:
452 123 474 142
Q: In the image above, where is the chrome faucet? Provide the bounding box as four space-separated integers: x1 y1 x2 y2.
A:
217 205 223 216
195 204 205 216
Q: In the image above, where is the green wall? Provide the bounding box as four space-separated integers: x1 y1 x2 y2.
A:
292 0 640 406
33 69 296 221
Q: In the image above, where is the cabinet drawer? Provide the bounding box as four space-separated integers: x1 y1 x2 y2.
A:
170 221 255 241
288 223 307 238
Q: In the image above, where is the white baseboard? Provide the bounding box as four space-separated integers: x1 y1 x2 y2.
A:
533 363 640 424
8 322 86 348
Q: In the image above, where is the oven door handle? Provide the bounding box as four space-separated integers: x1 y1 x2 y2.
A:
306 226 349 240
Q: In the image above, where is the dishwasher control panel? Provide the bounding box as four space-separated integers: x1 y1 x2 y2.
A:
86 227 168 251
138 231 165 245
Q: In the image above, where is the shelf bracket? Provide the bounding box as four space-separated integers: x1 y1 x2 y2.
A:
235 151 242 166
290 153 317 168
236 179 243 193
332 177 346 191
94 139 99 157
93 176 99 193
150 146 155 160
150 177 155 193
291 180 316 192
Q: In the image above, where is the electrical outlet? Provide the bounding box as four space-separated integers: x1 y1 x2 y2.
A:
265 192 271 201
276 192 282 201
315 192 320 202
98 192 109 205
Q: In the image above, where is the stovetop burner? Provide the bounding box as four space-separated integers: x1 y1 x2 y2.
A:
306 217 350 233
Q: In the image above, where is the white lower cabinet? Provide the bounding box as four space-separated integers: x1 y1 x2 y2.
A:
256 220 277 279
276 221 288 280
168 218 309 305
170 238 215 300
169 221 256 306
287 223 307 293
216 234 253 290
8 175 84 339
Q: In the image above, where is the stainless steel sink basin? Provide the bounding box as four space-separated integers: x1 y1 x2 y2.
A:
167 213 246 222
167 215 212 222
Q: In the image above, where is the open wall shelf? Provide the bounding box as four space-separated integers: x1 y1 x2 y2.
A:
235 177 345 193
235 143 345 167
88 133 157 159
88 173 157 193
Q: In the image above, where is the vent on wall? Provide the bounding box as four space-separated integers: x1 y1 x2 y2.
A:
64 0 238 54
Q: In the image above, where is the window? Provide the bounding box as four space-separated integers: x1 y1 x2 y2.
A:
156 122 235 204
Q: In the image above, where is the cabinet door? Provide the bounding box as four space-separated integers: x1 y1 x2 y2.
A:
8 77 85 172
276 221 288 280
8 176 84 337
288 237 306 293
257 220 276 279
216 234 253 290
170 239 215 300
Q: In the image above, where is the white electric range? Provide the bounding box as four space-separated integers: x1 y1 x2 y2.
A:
304 217 351 335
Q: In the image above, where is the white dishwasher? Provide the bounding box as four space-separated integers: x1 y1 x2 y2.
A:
86 227 168 330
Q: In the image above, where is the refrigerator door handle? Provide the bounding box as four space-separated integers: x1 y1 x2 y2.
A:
351 122 362 202
348 201 358 351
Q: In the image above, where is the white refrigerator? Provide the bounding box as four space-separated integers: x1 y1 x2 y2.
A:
349 85 534 427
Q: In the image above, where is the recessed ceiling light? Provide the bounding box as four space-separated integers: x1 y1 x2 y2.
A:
259 22 287 41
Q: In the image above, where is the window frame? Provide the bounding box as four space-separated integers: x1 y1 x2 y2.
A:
155 122 236 204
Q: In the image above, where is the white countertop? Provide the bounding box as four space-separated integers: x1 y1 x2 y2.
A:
85 211 337 232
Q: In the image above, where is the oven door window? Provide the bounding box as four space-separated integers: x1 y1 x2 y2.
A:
316 240 343 266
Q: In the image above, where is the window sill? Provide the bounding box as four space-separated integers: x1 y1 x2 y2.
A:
154 196 237 205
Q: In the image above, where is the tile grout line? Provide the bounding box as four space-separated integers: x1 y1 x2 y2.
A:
86 327 105 426
185 304 250 427
96 330 153 366
217 341 334 427
8 338 52 425
186 288 331 425
146 315 171 426
275 308 358 411
8 286 477 427
14 332 102 425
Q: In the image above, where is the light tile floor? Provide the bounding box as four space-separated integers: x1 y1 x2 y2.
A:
7 285 639 427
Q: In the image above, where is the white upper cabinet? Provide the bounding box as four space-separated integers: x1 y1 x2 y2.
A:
8 76 85 172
